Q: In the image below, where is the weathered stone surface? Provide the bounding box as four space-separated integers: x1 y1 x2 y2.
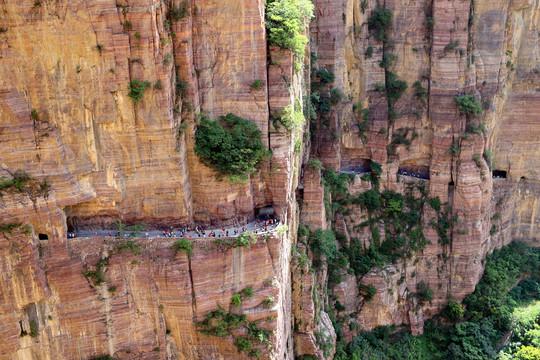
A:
3 0 540 358
304 0 540 337
0 0 302 358
301 167 327 229
292 245 318 356
0 227 288 359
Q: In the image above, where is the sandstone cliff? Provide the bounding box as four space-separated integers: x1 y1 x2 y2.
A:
297 0 540 347
0 0 306 358
1 0 540 359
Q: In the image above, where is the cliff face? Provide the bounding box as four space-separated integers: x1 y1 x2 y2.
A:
0 0 305 358
2 0 540 359
0 0 279 229
0 230 289 359
299 0 540 342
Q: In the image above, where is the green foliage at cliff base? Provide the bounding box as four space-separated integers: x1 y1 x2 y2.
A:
334 242 540 360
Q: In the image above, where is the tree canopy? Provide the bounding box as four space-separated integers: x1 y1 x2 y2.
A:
265 0 314 58
194 114 269 183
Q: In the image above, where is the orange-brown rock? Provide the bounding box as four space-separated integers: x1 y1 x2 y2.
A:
3 0 540 358
303 0 540 338
0 224 290 359
0 0 306 358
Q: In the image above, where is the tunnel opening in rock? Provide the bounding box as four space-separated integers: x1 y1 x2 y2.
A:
397 164 430 180
65 206 79 232
66 222 75 233
296 187 304 201
257 205 275 219
448 180 455 201
340 158 372 174
521 176 526 181
38 234 48 240
493 170 507 179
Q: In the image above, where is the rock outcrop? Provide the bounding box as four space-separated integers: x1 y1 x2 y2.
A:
300 0 540 341
0 227 289 359
2 0 540 358
0 0 305 358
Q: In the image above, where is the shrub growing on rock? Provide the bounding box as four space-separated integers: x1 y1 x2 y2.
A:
262 296 275 308
385 71 408 104
280 100 306 132
31 109 40 121
359 284 377 302
265 0 314 59
413 81 428 100
170 238 192 256
194 114 269 183
234 336 254 351
234 232 257 248
416 281 434 304
231 294 242 306
455 94 483 117
444 299 465 321
240 286 254 298
251 79 263 90
316 69 335 84
307 159 324 170
309 229 338 262
368 7 393 43
0 223 23 234
127 79 151 104
365 46 373 58
29 320 38 337
168 3 189 21
0 170 30 194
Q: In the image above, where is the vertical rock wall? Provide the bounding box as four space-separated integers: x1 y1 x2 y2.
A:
2 0 540 358
301 0 540 343
0 230 290 359
0 0 306 358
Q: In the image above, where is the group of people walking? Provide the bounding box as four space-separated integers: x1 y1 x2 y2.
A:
69 216 280 240
171 218 280 239
397 168 430 180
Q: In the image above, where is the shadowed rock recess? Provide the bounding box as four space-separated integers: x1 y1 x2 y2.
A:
1 0 540 359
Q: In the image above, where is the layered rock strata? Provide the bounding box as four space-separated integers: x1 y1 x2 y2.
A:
0 227 289 359
0 0 305 358
298 0 540 343
2 0 540 358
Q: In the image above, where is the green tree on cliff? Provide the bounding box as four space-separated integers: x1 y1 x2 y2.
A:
368 6 393 43
265 0 314 59
455 94 483 117
127 79 151 104
194 114 269 183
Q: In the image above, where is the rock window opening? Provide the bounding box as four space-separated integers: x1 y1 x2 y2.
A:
492 170 507 179
257 206 275 221
296 187 304 200
19 321 26 336
38 234 48 240
340 158 372 175
397 165 430 180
